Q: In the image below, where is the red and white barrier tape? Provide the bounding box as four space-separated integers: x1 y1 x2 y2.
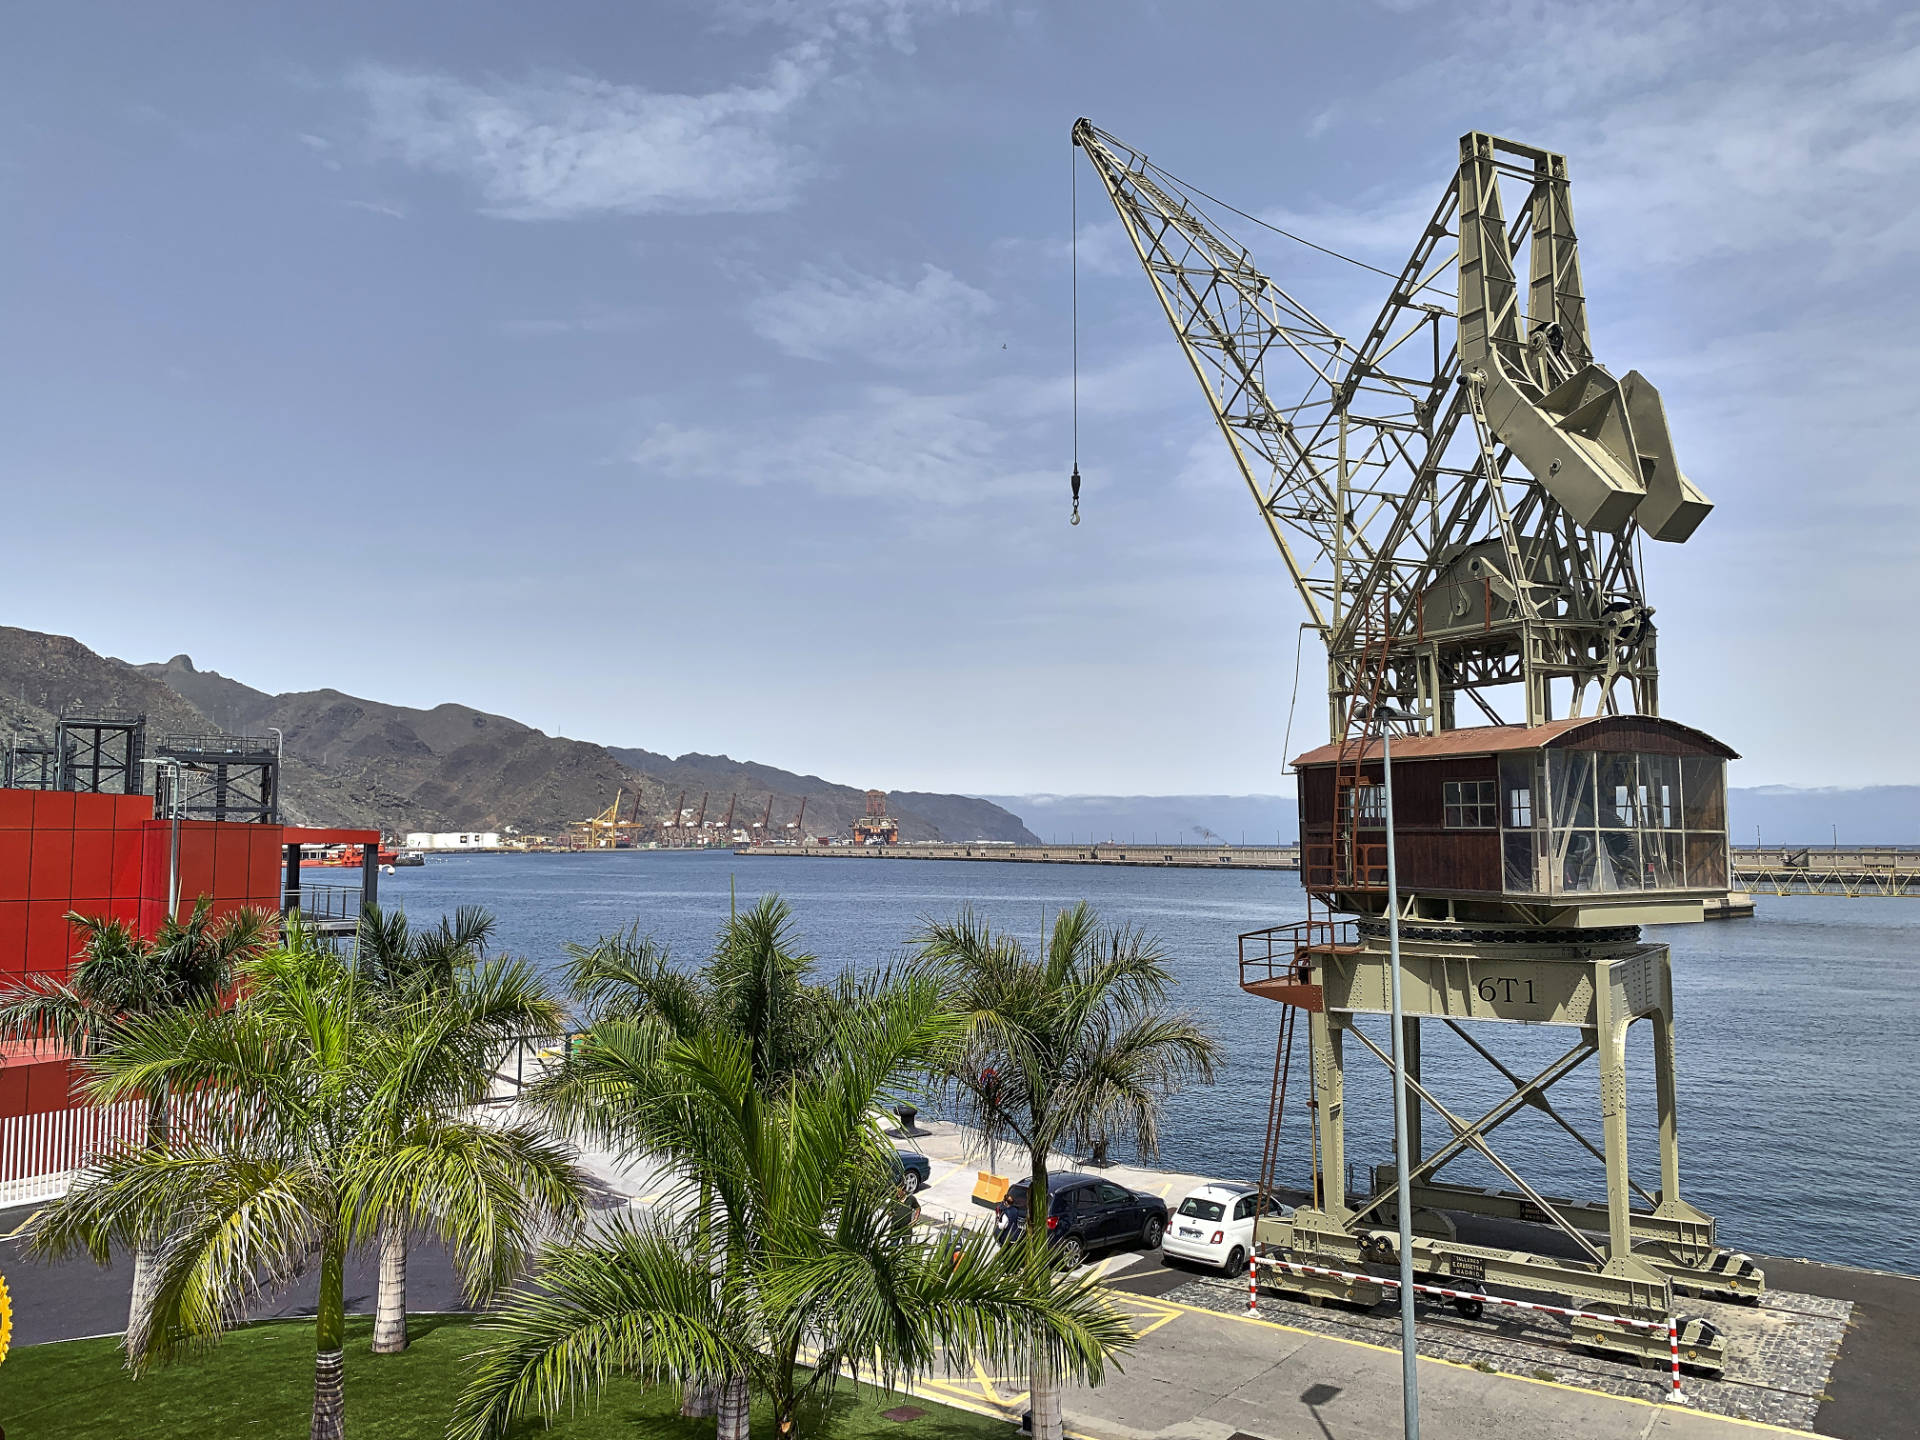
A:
1247 1256 1689 1403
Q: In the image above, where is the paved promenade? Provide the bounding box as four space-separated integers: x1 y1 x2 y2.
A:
7 1116 1913 1440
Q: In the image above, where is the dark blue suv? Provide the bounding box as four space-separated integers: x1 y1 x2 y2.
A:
994 1172 1167 1267
891 1148 931 1195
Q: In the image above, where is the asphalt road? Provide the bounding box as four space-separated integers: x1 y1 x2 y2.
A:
0 1204 475 1348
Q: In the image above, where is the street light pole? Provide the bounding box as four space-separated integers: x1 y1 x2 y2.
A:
1382 733 1421 1440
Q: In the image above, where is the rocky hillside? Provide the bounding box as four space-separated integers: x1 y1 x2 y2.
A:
0 627 1037 843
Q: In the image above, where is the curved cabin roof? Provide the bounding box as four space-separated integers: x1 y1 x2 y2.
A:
1290 714 1738 770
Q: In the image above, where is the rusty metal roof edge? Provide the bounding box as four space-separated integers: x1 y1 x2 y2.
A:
1290 715 1740 769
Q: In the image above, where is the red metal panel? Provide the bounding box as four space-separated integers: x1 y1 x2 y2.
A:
110 824 145 898
28 828 73 900
0 1065 27 1119
105 895 140 929
115 793 153 825
72 793 117 829
213 825 251 902
0 790 34 830
30 790 75 829
0 901 27 973
139 821 171 904
24 1057 78 1113
26 900 79 974
176 824 216 906
70 829 113 898
0 829 30 901
248 828 284 907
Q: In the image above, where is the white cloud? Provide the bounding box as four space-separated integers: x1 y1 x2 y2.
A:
715 0 992 50
632 377 1051 505
348 50 827 219
753 264 996 367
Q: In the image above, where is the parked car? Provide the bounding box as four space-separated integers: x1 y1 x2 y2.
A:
1162 1181 1293 1274
993 1171 1169 1267
891 1148 932 1195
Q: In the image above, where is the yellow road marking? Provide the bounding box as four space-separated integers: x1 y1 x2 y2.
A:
1106 1287 1810 1435
970 1359 1001 1404
1 1208 42 1240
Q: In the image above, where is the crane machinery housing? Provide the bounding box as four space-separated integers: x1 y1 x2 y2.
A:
1076 119 1748 1372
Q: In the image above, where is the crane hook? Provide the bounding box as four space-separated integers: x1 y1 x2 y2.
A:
1069 464 1081 526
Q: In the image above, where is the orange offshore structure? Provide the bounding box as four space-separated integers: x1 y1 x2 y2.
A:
0 786 378 1135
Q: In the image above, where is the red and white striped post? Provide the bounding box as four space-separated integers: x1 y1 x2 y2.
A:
1247 1254 1259 1313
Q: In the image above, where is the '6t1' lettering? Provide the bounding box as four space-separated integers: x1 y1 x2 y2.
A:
1476 977 1536 1004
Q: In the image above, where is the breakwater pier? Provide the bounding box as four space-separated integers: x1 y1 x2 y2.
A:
735 841 1920 898
736 842 1302 869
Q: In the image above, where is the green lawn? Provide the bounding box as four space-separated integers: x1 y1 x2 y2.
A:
0 1316 1016 1440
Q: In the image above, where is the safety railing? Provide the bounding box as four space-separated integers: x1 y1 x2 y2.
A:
297 884 364 922
1238 918 1357 992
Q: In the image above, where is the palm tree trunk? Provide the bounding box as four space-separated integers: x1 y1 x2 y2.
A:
312 1235 347 1440
681 1179 718 1417
127 1091 169 1347
1026 1153 1063 1440
1029 1347 1064 1440
716 1371 750 1440
126 1244 161 1361
372 1223 408 1354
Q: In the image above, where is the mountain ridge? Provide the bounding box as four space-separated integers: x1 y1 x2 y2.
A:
0 626 1037 843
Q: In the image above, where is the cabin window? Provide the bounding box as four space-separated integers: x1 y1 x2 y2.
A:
1542 750 1727 895
1338 784 1386 824
1443 780 1497 828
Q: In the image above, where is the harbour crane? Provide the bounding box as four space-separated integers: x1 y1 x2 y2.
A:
693 791 709 838
721 792 737 836
1072 121 1709 735
785 795 807 841
1076 119 1743 1374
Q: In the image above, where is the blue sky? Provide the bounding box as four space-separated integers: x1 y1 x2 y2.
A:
2 1 1914 793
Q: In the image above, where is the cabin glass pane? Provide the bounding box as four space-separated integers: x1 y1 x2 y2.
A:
1686 833 1728 889
1598 753 1638 828
1642 755 1681 830
1598 830 1642 890
1680 757 1727 831
1556 829 1600 892
1547 751 1596 829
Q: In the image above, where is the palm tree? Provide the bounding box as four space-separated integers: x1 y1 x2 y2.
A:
22 921 585 1440
352 902 546 1355
912 901 1222 1440
0 897 274 1338
550 897 840 1418
451 980 1134 1440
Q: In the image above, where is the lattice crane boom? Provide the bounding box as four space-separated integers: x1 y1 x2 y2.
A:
1072 120 1713 733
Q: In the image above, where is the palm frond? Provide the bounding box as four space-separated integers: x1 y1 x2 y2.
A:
449 1214 753 1440
343 1116 586 1302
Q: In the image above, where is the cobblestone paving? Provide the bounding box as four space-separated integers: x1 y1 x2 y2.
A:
1165 1274 1850 1431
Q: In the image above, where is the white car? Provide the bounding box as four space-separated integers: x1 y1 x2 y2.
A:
1162 1182 1292 1274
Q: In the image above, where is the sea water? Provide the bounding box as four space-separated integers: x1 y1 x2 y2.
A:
376 850 1920 1276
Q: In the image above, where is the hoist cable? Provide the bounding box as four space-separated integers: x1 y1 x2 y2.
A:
1120 141 1454 301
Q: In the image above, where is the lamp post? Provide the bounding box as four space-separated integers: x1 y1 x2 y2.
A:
140 757 185 922
1381 727 1421 1440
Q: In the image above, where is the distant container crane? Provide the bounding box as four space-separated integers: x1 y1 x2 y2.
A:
572 787 643 849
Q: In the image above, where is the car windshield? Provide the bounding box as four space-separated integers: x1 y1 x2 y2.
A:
1178 1197 1226 1221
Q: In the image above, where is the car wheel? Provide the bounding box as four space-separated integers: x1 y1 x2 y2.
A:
1058 1235 1086 1269
901 1169 922 1195
1225 1245 1246 1276
1142 1215 1164 1249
